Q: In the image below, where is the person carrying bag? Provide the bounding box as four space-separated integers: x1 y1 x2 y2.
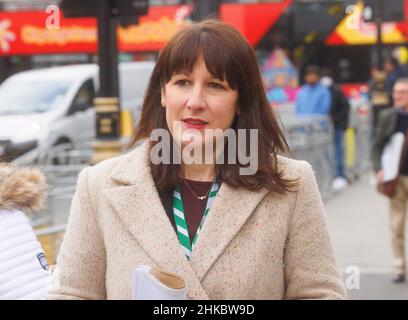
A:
377 130 408 198
371 78 408 283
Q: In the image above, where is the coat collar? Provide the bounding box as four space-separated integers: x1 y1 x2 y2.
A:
104 140 269 299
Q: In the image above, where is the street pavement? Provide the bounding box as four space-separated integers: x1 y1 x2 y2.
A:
324 173 408 299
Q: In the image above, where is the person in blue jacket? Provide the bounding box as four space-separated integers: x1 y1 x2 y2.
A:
296 65 331 116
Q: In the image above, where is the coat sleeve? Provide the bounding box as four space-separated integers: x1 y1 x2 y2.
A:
47 167 106 300
371 112 390 173
0 211 51 300
283 161 346 300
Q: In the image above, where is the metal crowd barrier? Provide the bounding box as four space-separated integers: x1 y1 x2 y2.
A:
344 97 372 180
278 99 372 200
281 114 335 199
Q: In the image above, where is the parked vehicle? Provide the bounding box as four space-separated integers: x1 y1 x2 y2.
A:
0 61 155 160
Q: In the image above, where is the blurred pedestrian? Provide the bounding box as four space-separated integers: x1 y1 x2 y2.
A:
371 77 408 283
321 69 350 190
295 65 331 116
368 65 379 100
370 59 406 141
384 56 407 106
48 20 346 300
368 64 388 138
0 163 51 299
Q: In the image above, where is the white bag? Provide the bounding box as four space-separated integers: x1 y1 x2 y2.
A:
381 132 405 182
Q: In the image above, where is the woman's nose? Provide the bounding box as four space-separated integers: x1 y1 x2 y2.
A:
186 86 207 111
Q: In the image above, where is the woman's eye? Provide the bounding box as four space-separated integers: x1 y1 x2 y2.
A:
175 79 190 86
209 82 224 89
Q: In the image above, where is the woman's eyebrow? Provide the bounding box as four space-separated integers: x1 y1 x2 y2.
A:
173 70 191 76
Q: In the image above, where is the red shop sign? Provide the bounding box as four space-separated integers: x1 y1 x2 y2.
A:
0 1 291 56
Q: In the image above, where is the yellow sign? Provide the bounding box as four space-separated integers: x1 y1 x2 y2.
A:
22 25 96 46
333 1 405 45
118 17 190 44
19 17 190 47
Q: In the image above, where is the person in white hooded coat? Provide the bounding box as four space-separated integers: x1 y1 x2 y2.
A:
0 163 51 299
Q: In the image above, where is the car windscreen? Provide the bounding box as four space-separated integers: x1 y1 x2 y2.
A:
0 80 71 115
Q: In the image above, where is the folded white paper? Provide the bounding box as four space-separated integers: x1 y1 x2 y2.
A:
132 265 187 300
381 132 405 182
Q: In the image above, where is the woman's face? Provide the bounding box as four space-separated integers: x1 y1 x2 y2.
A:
161 55 238 151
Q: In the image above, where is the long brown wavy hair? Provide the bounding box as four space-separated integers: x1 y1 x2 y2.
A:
128 19 298 193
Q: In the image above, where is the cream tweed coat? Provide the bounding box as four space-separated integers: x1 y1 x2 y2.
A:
48 141 346 300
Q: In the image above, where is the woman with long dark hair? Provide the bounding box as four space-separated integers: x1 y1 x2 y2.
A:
48 20 346 300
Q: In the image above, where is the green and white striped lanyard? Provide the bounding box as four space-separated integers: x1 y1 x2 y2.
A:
172 180 220 259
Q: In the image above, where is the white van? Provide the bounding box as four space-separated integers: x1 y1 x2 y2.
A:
0 61 155 160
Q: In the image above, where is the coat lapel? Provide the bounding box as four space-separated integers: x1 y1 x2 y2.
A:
189 182 269 281
103 141 209 299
